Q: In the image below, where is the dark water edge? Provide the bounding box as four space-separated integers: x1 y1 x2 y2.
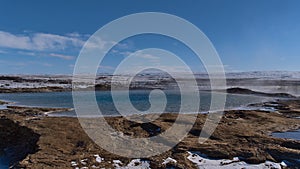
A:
0 153 9 169
272 129 300 141
0 147 27 169
272 129 300 169
0 148 17 169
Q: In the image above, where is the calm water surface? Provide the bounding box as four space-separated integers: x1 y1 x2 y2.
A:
272 129 300 141
0 90 268 117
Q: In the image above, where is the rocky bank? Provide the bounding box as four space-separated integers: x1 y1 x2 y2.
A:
0 99 299 168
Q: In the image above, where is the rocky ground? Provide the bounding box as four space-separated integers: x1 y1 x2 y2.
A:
0 99 299 168
0 100 8 105
1 74 300 97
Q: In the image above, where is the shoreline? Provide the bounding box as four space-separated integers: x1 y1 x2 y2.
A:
0 98 299 168
0 86 299 98
0 96 276 118
0 87 294 118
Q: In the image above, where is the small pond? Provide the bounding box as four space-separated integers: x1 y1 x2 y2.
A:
272 129 300 141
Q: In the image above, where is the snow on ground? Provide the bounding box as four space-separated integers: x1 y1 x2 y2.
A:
80 159 88 165
94 154 103 163
115 159 151 169
72 151 289 169
162 157 177 165
225 71 300 80
1 72 300 96
0 79 71 89
187 151 283 169
71 161 77 167
0 105 7 110
72 157 151 169
113 160 123 168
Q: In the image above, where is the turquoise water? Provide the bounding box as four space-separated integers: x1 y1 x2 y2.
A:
0 90 267 117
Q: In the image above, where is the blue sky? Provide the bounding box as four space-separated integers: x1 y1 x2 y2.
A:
0 0 300 74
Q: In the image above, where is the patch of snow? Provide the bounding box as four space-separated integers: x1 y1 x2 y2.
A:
80 159 88 165
113 160 123 168
94 154 103 163
220 157 240 165
73 85 93 89
265 161 281 168
0 80 71 89
280 161 287 168
187 151 282 169
71 161 77 166
115 159 151 169
162 157 177 165
258 107 277 112
0 105 7 110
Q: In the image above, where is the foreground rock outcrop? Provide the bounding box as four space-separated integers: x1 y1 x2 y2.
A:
0 117 40 168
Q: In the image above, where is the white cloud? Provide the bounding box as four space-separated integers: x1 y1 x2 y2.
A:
83 36 116 50
16 50 75 60
0 30 134 61
137 53 160 60
0 30 86 52
115 42 130 49
48 53 74 60
17 51 36 56
0 30 111 52
65 32 91 38
65 32 82 38
31 33 84 50
0 31 32 50
0 30 98 61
